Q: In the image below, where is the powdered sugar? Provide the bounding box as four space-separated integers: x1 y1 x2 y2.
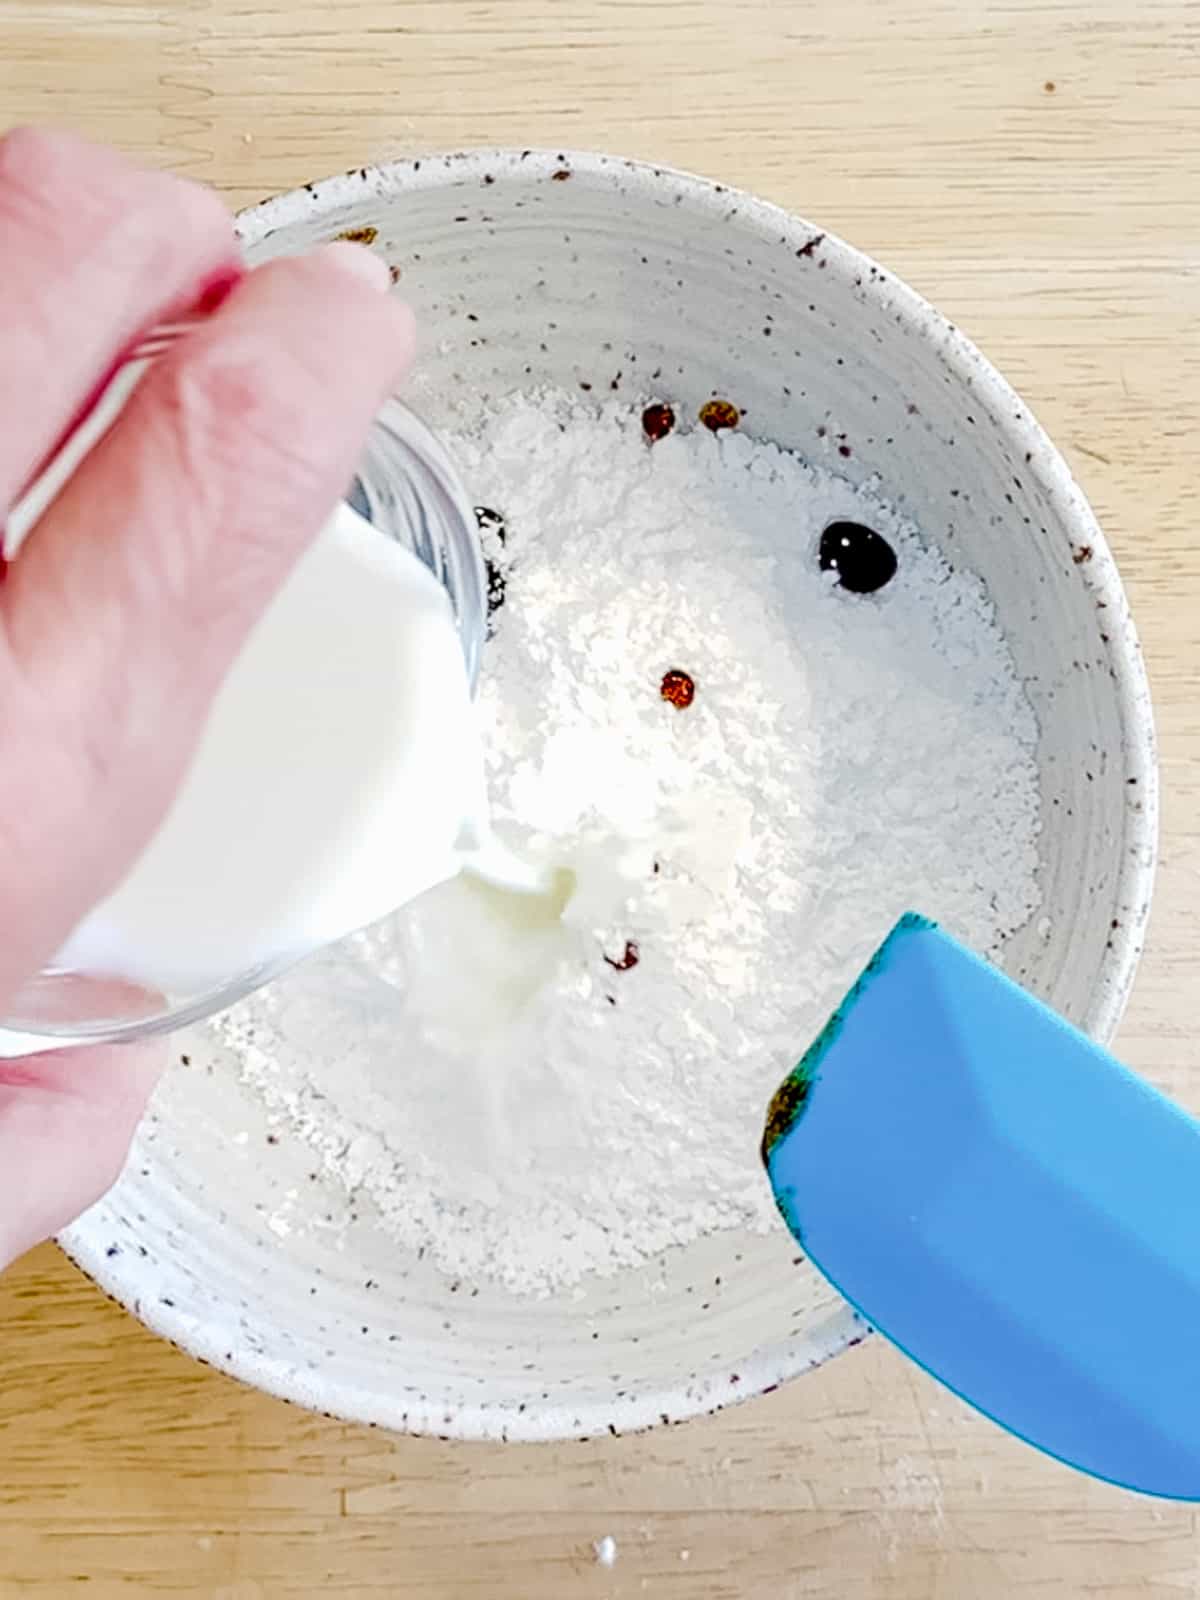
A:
217 391 1041 1297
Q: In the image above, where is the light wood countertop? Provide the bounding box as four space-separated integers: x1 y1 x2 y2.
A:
2 0 1198 1592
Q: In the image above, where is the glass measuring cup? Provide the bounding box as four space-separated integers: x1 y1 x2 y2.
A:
0 394 485 1051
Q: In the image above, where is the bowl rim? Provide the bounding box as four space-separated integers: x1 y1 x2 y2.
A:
61 145 1159 1444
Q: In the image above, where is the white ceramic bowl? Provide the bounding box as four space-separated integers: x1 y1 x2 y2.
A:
60 151 1156 1442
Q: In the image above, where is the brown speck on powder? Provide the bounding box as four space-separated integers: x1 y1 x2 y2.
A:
699 398 740 432
604 941 640 973
641 402 676 442
335 225 379 246
660 669 696 708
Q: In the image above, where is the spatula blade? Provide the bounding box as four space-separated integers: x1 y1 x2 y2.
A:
763 913 1200 1499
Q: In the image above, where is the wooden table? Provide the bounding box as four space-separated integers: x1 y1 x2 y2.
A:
2 1 1198 1593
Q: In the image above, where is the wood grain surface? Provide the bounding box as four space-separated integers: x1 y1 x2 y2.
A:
2 0 1198 1594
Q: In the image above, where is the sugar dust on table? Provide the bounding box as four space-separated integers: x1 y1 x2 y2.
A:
216 388 1041 1298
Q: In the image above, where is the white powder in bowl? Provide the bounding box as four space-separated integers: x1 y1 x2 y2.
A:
216 391 1041 1297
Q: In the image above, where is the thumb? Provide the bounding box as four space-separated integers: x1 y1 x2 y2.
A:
0 1039 163 1268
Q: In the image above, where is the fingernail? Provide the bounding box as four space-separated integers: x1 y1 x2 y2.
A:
317 240 392 293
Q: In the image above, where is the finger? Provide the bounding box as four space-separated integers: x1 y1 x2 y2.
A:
0 246 413 996
0 126 238 510
0 1038 163 1269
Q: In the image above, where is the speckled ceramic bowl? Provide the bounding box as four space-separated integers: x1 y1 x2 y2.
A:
59 151 1156 1442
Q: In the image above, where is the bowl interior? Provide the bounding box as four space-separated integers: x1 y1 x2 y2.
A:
62 151 1155 1441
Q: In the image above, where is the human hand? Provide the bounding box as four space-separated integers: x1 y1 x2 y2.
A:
0 128 414 1269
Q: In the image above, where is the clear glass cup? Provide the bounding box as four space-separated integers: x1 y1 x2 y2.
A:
0 398 485 1052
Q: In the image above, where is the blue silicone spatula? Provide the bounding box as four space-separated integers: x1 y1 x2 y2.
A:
763 913 1200 1500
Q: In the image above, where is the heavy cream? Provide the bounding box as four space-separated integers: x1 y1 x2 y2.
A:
55 502 538 994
